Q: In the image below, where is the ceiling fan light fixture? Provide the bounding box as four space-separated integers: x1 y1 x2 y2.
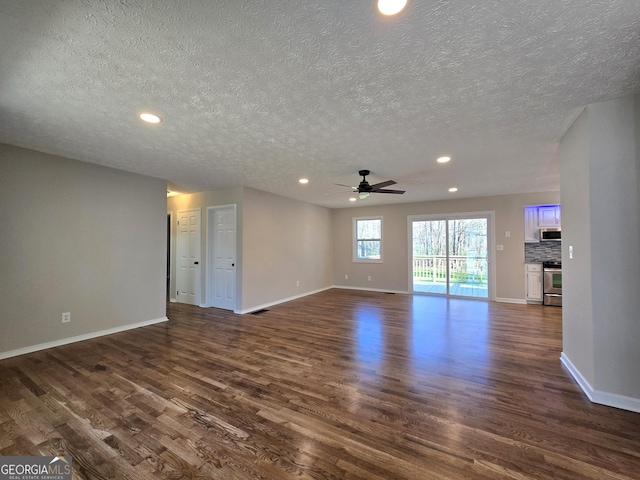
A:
376 0 408 16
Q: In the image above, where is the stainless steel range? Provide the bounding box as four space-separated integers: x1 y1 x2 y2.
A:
543 261 562 306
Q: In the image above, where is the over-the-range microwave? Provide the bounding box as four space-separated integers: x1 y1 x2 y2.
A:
540 228 561 241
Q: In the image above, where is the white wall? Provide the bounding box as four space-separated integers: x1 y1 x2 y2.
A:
560 94 640 412
0 144 168 357
331 192 561 301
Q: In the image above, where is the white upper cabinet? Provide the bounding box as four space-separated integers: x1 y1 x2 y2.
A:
524 206 539 242
537 205 561 227
524 204 561 242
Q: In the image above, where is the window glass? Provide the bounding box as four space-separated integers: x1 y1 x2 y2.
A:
354 217 382 261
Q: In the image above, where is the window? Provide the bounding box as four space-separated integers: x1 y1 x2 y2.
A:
353 217 383 262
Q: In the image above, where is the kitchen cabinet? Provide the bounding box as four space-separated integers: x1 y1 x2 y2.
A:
538 205 561 227
524 204 561 242
524 206 539 242
526 263 543 303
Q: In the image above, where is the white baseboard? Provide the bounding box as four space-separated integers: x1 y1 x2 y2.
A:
0 316 169 360
238 286 334 314
561 352 640 414
495 297 527 304
333 285 409 295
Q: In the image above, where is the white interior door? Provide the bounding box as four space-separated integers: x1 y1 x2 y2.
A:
176 209 201 305
207 205 236 310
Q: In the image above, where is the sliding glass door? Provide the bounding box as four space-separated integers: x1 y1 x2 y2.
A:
411 216 489 298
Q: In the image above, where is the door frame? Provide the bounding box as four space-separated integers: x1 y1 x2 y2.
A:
407 211 495 300
167 211 173 302
205 204 237 311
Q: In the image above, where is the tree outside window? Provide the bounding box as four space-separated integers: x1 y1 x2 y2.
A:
354 217 382 262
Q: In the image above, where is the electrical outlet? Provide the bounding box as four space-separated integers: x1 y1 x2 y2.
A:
344 274 348 280
296 280 300 287
368 276 372 281
62 312 71 323
496 245 504 251
505 231 511 237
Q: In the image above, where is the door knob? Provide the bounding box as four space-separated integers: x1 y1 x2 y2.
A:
194 261 199 265
232 263 235 266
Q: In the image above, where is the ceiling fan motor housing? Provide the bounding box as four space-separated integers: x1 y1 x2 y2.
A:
358 170 372 191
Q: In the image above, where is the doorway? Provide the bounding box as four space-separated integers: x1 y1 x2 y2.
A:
410 214 491 299
206 205 237 311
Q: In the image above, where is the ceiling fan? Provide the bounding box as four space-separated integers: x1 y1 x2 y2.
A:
336 170 405 199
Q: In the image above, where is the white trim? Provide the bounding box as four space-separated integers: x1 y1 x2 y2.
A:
561 352 640 414
176 208 202 306
170 297 177 303
353 216 384 263
0 317 169 360
334 285 409 295
560 352 594 401
237 286 333 314
167 210 173 302
205 204 237 311
495 297 527 304
407 211 495 301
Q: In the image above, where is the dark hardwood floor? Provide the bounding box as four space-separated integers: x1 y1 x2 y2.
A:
1 289 639 479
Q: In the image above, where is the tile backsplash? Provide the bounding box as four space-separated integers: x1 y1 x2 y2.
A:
525 241 562 263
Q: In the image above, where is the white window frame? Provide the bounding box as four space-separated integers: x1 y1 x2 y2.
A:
353 216 383 263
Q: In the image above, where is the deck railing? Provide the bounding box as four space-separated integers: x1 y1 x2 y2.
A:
413 255 487 284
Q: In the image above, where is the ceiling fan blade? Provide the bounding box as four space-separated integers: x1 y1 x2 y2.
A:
374 188 405 194
334 183 357 190
368 180 396 190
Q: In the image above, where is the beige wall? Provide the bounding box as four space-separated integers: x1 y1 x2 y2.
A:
0 144 167 357
167 187 244 309
241 188 333 311
331 191 561 300
559 108 595 386
167 187 333 313
560 94 640 409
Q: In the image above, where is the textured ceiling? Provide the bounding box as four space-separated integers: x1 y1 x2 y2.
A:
1 0 639 208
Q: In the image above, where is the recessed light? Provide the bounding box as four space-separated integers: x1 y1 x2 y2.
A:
448 187 458 193
139 113 162 124
299 178 309 184
377 0 408 16
349 197 357 202
437 156 451 164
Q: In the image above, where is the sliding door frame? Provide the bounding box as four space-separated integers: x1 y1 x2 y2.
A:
407 211 496 301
